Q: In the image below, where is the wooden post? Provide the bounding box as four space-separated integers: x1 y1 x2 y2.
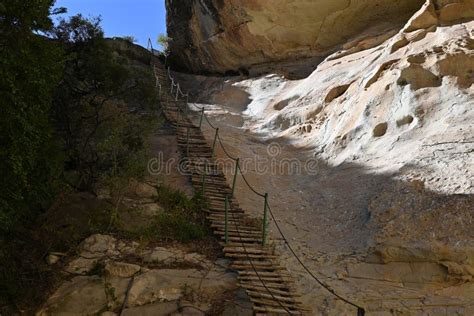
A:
201 161 207 195
176 107 181 129
185 95 189 115
224 195 229 244
231 158 239 198
262 193 269 246
186 127 190 158
211 128 219 157
198 108 204 128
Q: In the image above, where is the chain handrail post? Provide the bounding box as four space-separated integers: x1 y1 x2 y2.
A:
147 38 153 52
186 127 190 158
201 160 207 195
198 108 204 128
262 193 269 246
231 158 239 198
176 107 181 130
185 95 189 115
211 128 219 157
224 194 229 244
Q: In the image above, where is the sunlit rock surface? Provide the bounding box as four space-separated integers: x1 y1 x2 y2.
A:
180 1 474 195
171 1 473 314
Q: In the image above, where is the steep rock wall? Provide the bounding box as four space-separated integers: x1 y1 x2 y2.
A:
166 0 425 77
170 1 474 313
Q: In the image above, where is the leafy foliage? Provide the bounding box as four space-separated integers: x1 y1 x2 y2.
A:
154 186 209 242
122 35 138 43
157 33 172 53
50 14 157 190
124 186 209 242
0 7 161 313
0 0 64 234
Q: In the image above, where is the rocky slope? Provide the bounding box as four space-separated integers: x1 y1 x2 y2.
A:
37 135 252 315
169 0 473 314
39 234 248 315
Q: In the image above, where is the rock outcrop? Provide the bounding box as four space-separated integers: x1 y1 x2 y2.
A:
38 234 250 315
166 0 426 77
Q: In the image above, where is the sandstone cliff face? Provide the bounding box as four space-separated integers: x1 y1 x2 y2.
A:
166 0 425 77
247 0 474 195
170 1 473 314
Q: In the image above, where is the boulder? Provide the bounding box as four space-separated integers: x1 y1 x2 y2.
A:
80 234 118 258
37 276 129 315
127 269 237 307
65 257 98 275
105 262 141 278
142 247 181 264
122 301 179 316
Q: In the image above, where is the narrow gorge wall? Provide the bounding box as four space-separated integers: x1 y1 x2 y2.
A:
166 0 425 77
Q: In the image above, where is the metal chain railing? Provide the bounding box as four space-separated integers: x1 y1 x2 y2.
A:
147 38 365 316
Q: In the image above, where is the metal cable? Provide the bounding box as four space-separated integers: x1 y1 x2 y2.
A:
229 204 293 314
266 203 365 314
203 112 218 130
216 133 239 161
236 164 266 198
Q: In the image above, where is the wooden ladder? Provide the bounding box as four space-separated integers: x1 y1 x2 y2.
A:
155 65 310 315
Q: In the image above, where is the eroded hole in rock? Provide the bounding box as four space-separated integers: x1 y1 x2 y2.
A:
373 122 388 137
396 115 414 127
397 64 441 89
324 83 352 103
306 106 324 120
438 53 474 88
274 96 299 111
365 59 399 89
407 54 426 64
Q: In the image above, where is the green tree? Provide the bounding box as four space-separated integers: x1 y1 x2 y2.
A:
50 15 157 191
50 15 127 189
157 33 172 53
122 35 138 43
0 0 64 233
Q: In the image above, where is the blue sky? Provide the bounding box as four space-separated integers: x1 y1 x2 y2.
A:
53 0 167 48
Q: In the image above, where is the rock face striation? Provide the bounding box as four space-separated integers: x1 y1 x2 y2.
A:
166 0 426 77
